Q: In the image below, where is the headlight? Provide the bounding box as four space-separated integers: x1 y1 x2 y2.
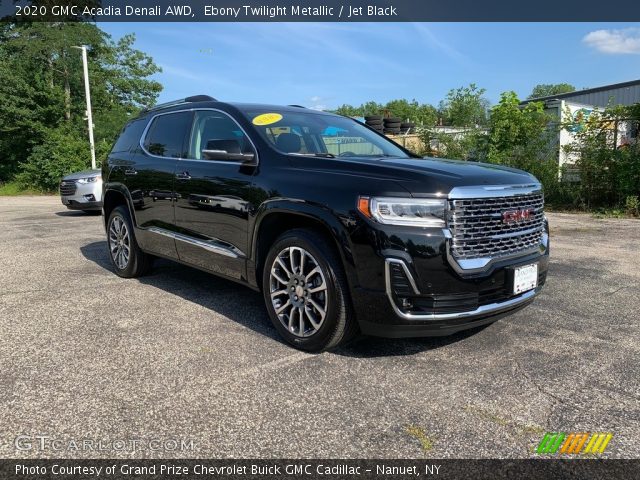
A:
76 176 100 184
358 196 445 227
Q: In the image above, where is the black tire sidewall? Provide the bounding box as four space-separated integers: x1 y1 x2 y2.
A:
107 206 139 278
262 231 346 352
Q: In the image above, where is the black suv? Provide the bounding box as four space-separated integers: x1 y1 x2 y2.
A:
103 95 549 351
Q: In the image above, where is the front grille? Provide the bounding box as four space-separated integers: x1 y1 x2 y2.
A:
59 180 77 196
448 193 544 260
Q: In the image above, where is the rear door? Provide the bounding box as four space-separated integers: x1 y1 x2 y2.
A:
129 110 193 258
173 109 258 280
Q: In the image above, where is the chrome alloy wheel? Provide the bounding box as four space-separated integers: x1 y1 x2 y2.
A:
269 247 328 338
108 215 131 270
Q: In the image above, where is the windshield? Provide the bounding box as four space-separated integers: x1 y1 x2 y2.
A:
243 109 411 159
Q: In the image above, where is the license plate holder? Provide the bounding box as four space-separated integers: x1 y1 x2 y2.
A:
512 263 538 295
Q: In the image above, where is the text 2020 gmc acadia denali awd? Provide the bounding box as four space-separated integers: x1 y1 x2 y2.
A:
102 95 549 351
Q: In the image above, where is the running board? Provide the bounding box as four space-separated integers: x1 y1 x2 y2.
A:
147 227 243 259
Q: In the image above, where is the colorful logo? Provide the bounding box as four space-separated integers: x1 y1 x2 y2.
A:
536 432 613 455
502 208 534 224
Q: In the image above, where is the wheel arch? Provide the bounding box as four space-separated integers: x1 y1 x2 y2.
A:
102 184 137 229
250 202 358 292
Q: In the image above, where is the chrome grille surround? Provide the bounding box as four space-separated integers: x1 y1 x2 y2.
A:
445 184 546 272
59 180 77 196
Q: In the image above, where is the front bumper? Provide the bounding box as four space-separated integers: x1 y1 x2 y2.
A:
349 220 549 338
60 180 103 210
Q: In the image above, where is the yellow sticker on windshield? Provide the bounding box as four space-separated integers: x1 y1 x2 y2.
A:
252 113 283 126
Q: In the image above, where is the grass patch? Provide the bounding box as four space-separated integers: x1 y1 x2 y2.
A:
0 181 48 196
405 425 434 453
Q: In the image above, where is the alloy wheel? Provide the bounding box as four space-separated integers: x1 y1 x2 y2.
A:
269 246 328 338
108 215 131 270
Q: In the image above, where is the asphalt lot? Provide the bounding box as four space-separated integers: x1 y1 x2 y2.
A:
0 196 638 459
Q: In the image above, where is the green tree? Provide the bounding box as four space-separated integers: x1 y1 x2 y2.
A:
334 104 362 117
563 104 640 209
334 99 437 126
439 84 490 127
528 83 575 99
384 99 438 126
487 91 563 202
0 22 162 189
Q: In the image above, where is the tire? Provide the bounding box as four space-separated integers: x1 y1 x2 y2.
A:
385 117 401 124
106 205 153 278
365 120 383 127
384 121 401 128
262 228 357 352
365 115 382 122
384 128 400 135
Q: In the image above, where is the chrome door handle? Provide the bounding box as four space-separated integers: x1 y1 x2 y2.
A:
175 171 191 180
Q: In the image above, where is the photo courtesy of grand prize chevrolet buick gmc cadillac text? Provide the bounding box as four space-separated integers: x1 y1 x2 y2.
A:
102 95 549 351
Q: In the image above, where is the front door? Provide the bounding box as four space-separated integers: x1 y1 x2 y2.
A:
173 109 258 281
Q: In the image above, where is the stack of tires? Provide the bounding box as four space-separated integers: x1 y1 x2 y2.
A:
364 115 384 133
383 117 401 135
400 122 415 134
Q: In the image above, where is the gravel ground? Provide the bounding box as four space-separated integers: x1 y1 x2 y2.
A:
0 196 638 459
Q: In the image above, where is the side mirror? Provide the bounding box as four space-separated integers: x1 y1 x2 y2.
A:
201 149 257 166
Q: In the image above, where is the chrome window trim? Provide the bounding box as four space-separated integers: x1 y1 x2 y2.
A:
147 227 243 258
139 108 259 166
384 258 538 321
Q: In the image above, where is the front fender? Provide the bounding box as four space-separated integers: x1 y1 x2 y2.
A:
249 199 359 292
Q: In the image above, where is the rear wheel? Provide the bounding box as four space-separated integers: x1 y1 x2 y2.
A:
262 229 357 351
107 205 153 278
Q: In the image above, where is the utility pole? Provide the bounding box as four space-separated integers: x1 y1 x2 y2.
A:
73 45 96 170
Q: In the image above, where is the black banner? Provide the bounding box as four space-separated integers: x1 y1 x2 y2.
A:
0 459 638 480
2 0 640 22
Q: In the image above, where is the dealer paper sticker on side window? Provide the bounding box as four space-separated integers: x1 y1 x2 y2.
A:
252 113 283 126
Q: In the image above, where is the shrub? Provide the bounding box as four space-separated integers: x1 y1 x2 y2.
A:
16 126 93 192
626 195 640 217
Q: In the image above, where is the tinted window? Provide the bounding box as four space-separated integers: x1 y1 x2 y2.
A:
187 110 253 160
243 110 410 159
111 118 146 154
143 111 192 158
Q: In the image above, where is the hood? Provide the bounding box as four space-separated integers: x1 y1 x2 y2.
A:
62 169 101 181
334 156 539 196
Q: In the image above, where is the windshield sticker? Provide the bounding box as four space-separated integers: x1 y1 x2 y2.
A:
253 113 283 126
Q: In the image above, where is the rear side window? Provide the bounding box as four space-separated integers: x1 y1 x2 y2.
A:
143 111 192 158
111 118 147 154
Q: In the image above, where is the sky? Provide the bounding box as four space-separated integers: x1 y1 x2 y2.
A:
100 22 640 109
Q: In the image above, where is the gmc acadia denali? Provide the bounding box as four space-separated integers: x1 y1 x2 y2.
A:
102 95 549 351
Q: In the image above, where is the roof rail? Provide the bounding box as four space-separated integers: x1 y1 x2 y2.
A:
144 95 217 113
288 104 306 108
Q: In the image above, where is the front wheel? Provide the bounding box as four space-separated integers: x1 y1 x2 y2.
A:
107 205 153 278
262 229 357 352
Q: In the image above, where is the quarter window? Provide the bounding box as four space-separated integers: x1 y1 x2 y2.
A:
143 111 192 158
111 118 147 154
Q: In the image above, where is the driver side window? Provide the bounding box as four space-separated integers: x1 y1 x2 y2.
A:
188 110 253 160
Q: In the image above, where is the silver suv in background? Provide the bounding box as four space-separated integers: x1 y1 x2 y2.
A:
59 169 102 213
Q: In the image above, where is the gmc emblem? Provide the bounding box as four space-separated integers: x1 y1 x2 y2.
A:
502 208 534 224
